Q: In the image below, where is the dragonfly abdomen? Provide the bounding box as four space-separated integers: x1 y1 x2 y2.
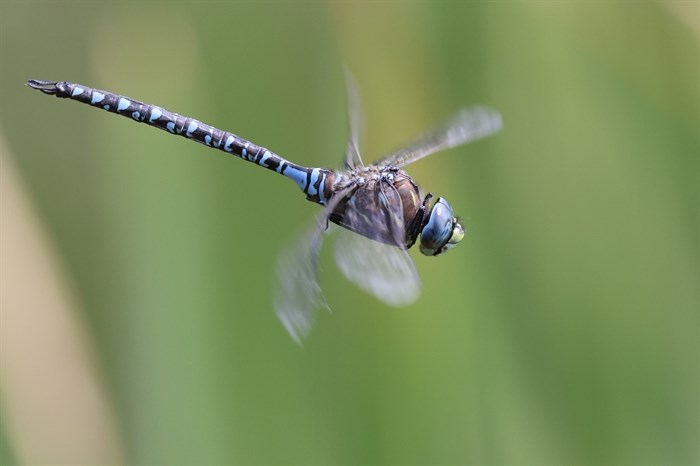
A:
28 80 276 164
27 79 335 204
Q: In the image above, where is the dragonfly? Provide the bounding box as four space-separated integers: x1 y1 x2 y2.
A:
27 74 502 343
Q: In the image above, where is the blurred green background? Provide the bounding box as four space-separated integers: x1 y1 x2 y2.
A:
0 1 697 464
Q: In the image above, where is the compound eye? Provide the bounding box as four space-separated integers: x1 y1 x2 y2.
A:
446 222 465 248
419 198 464 256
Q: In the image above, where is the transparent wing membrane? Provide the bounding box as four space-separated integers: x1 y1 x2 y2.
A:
273 222 329 344
377 106 502 168
334 228 421 306
273 185 356 343
343 68 364 170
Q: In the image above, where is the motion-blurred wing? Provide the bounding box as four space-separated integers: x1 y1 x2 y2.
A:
376 106 502 168
273 185 358 343
273 221 329 345
343 67 365 170
334 228 421 306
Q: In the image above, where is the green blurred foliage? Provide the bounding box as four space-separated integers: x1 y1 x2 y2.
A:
1 1 697 464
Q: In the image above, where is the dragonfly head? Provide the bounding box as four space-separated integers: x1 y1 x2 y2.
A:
419 197 465 256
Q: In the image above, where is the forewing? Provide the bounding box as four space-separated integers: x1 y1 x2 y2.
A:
334 228 421 306
343 67 364 169
376 106 503 168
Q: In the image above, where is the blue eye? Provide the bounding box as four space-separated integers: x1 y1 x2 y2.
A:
419 198 465 256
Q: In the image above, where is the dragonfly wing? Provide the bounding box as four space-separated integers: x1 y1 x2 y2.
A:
376 106 502 168
273 221 329 344
273 184 358 343
334 227 421 306
334 179 420 305
342 67 365 170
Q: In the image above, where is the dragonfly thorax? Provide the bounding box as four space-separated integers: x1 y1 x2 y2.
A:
327 166 428 249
